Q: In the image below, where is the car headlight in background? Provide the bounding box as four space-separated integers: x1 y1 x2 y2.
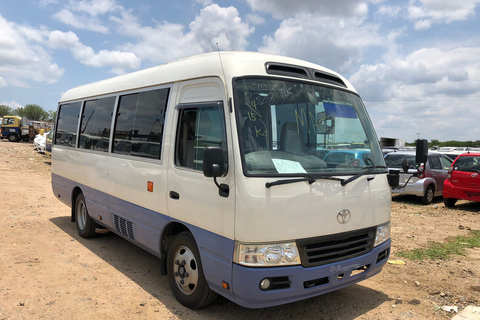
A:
374 222 391 247
234 241 301 267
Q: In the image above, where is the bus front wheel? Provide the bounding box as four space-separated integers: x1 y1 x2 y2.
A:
167 232 217 309
74 193 98 238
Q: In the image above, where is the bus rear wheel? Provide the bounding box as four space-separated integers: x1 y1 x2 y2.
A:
74 193 98 238
167 232 217 309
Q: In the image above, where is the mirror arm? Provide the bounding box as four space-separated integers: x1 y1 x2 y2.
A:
213 177 229 198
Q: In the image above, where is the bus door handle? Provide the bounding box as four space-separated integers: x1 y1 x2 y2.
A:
169 191 180 200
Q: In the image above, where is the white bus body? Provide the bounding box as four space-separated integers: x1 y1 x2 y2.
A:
52 51 391 309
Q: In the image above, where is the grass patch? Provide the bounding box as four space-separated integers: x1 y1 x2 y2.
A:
397 230 480 261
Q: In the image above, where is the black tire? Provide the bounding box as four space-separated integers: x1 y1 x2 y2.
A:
74 193 98 238
8 134 19 142
421 185 435 205
167 232 217 309
444 198 457 208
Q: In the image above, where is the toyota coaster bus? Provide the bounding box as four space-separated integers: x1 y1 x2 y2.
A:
52 51 394 309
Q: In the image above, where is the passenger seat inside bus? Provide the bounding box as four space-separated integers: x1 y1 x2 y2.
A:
280 122 305 154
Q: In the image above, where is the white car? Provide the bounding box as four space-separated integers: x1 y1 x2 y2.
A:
33 131 49 153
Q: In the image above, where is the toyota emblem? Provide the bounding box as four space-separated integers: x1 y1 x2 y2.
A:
472 173 478 178
337 209 351 224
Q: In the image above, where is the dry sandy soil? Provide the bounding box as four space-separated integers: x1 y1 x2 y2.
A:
0 139 479 320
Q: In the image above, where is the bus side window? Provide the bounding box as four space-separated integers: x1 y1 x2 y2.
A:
55 102 82 147
175 103 226 171
113 88 169 159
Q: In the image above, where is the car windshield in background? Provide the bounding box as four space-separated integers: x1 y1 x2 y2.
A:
234 78 385 176
455 156 480 172
384 154 416 168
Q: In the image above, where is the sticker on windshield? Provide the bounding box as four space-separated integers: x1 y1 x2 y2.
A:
272 159 307 174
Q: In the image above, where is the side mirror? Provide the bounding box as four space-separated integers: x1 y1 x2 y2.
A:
203 146 225 178
402 158 409 173
387 169 400 188
203 146 229 198
416 139 428 164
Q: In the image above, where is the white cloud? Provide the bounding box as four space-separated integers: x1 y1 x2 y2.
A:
1 100 24 110
258 13 385 73
0 14 64 87
53 9 109 33
350 47 480 141
111 4 254 63
247 13 266 25
408 0 480 29
48 30 141 73
246 0 369 19
196 0 213 6
52 0 120 33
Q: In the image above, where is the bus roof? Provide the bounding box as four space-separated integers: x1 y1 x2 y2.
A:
59 51 356 103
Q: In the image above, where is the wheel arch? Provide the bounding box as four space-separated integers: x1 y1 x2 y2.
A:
160 222 192 275
71 186 83 222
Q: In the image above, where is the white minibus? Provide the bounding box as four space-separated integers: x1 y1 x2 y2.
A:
52 51 394 309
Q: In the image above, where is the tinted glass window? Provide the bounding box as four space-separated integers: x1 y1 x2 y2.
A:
113 88 169 159
439 156 452 170
385 154 415 168
455 156 480 171
79 97 116 151
429 156 442 170
176 103 226 171
55 102 81 147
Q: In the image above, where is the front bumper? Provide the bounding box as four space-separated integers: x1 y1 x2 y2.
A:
231 240 390 308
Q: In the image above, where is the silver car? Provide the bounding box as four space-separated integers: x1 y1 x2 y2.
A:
385 151 453 204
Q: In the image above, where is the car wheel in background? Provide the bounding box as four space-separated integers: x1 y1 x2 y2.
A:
443 198 457 208
422 185 435 205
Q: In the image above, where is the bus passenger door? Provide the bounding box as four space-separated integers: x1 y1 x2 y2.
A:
166 100 235 296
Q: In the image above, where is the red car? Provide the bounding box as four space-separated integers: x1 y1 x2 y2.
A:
443 152 480 207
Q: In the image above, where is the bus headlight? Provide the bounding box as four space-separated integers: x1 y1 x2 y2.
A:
374 222 390 247
234 241 301 266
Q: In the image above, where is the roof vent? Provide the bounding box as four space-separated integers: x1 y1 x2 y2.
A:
313 71 346 88
265 63 309 79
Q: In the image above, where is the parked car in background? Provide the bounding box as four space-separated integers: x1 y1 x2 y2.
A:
443 152 480 207
385 151 453 204
323 149 372 168
45 129 53 156
436 150 466 161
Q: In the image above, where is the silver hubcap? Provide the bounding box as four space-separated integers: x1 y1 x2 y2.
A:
77 200 86 230
172 245 199 296
427 189 433 202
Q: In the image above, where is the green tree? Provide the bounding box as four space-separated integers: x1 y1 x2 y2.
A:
47 110 57 122
15 104 49 121
0 104 13 118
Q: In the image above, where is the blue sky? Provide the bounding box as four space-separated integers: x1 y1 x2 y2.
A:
1 0 479 142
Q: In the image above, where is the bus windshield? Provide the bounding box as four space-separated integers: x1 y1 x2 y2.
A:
235 78 385 176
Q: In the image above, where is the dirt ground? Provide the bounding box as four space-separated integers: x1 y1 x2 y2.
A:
1 140 479 320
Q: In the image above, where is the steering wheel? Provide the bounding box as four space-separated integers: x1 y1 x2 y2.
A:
348 159 361 166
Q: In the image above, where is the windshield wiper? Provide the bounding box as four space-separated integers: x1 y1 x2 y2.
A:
265 166 388 188
340 166 388 186
265 176 345 188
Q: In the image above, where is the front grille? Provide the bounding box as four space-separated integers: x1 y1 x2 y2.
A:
297 227 375 267
113 214 135 241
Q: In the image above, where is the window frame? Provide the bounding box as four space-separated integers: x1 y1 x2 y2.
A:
174 101 228 173
111 86 170 161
